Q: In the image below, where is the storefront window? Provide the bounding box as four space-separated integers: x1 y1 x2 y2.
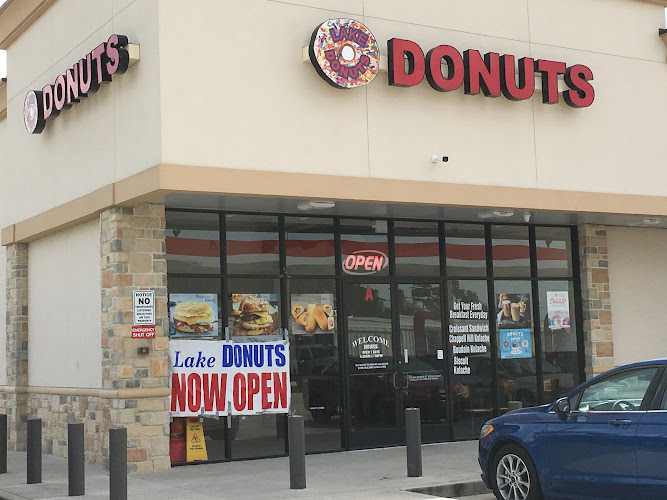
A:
397 283 446 428
165 210 582 460
166 277 226 462
287 278 341 452
345 282 395 432
535 227 573 278
340 219 389 277
394 221 440 276
285 217 335 275
492 225 530 277
445 223 487 277
494 280 536 411
226 214 279 275
166 212 220 275
447 280 492 440
538 281 579 397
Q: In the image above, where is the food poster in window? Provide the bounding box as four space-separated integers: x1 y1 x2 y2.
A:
231 294 281 341
495 293 531 330
290 294 336 335
546 291 570 331
169 294 219 339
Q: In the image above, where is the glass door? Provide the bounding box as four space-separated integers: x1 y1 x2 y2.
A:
396 283 450 443
344 281 400 448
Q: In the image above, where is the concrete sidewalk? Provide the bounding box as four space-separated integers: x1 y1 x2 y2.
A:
0 441 489 499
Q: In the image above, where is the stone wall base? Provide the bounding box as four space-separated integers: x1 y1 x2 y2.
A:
0 391 170 473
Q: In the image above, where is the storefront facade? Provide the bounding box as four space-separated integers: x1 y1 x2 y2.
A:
0 0 666 472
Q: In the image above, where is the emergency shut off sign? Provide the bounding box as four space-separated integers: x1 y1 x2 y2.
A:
169 340 290 416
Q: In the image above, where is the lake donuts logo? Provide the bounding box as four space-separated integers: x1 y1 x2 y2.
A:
309 19 379 89
24 91 45 134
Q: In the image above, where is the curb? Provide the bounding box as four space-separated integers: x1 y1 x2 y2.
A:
410 480 490 498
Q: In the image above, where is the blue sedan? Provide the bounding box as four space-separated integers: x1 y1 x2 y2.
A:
478 358 667 500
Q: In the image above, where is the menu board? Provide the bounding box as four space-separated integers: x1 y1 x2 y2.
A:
448 299 490 375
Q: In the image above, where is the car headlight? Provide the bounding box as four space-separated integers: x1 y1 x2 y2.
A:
480 424 494 438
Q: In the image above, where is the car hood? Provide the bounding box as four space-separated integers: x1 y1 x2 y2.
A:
503 404 551 416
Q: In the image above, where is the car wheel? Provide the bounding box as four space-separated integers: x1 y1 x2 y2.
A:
490 444 541 500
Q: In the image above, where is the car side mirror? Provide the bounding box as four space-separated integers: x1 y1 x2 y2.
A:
555 397 570 420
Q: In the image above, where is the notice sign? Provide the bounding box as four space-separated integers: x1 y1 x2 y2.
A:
133 290 155 325
169 340 290 417
132 326 156 339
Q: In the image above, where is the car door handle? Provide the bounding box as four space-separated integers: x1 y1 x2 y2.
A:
609 419 632 427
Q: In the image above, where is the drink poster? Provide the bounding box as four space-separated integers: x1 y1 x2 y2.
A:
500 329 532 359
495 293 531 330
546 291 570 331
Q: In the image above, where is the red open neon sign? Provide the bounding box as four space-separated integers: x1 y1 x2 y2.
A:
342 250 389 275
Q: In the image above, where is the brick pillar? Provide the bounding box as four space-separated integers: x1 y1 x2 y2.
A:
578 224 614 379
100 204 170 472
5 243 29 450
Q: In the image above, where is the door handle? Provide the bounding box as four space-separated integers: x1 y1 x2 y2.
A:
392 372 398 389
403 374 409 389
609 419 632 427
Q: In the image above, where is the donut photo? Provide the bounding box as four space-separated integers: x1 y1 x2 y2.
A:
309 19 379 89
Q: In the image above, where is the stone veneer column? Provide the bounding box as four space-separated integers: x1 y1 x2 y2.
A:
578 224 614 379
4 243 29 451
100 203 170 472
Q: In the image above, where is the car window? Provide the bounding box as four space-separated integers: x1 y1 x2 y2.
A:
661 387 667 410
577 367 658 412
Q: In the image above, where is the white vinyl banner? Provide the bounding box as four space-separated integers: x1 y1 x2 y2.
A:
169 340 290 417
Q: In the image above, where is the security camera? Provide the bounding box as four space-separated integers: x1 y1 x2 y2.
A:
432 156 449 163
523 213 532 223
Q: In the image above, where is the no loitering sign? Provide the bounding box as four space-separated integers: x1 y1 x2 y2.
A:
133 290 156 338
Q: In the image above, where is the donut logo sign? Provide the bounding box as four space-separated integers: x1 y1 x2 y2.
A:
309 19 379 89
342 250 388 275
24 91 44 134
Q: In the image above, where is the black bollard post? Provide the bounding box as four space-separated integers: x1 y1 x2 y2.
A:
68 423 85 496
405 408 422 477
109 427 127 500
0 414 7 474
288 415 306 489
27 418 42 484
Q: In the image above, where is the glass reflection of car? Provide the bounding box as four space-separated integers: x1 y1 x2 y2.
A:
454 357 571 412
304 358 454 424
479 358 667 500
292 345 337 388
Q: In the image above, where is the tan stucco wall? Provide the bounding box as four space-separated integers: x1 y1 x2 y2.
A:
607 227 667 366
2 0 161 227
158 0 667 195
28 219 102 388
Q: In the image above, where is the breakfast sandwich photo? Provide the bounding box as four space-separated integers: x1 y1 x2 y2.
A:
169 294 219 338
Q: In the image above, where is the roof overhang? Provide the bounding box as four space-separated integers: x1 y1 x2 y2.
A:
0 0 56 50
